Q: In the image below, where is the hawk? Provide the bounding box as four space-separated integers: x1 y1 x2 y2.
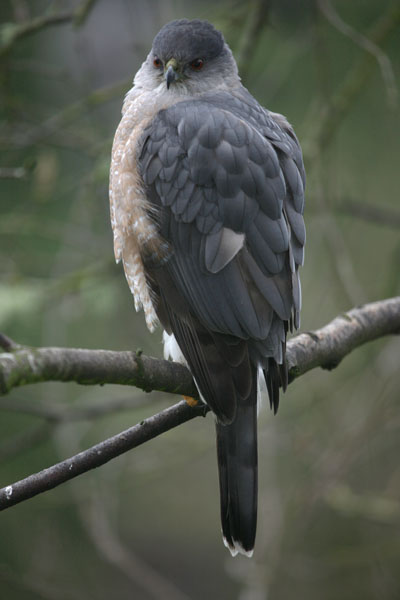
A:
110 19 305 557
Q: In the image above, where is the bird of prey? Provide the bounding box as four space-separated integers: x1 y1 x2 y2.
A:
110 19 305 557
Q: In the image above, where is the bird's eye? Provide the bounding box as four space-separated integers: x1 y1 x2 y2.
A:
153 57 162 68
190 58 204 71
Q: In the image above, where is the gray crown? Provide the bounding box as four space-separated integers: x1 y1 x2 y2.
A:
152 19 225 63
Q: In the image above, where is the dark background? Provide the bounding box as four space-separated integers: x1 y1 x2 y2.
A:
1 1 400 598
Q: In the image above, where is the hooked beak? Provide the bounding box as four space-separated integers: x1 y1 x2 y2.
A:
165 58 179 89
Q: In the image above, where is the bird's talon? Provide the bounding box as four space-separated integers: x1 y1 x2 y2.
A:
183 395 198 407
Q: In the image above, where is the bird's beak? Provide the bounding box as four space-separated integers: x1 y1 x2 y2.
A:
165 58 179 89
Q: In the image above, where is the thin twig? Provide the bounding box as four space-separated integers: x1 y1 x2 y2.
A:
338 199 400 229
0 297 399 510
0 0 99 58
0 12 74 58
318 0 398 107
0 79 130 150
0 333 19 352
235 0 270 80
310 15 366 307
304 3 400 160
0 400 207 510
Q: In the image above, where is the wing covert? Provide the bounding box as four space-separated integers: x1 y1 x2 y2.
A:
139 93 305 346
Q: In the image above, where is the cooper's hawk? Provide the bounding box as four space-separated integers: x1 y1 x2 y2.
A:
110 19 305 557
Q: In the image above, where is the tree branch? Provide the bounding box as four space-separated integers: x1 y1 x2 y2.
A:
0 297 399 510
0 346 198 399
337 199 400 229
0 78 130 151
0 400 208 511
0 12 73 59
285 296 400 379
235 0 270 81
1 297 398 397
304 2 400 160
0 0 99 58
317 0 398 107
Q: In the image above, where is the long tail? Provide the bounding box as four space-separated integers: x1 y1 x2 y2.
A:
215 366 258 557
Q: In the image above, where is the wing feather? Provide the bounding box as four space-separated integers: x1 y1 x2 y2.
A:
139 92 305 373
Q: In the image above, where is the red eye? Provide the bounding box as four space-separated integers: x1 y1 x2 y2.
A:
153 57 162 68
190 58 204 71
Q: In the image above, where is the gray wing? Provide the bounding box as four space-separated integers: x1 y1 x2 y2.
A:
139 94 305 349
138 94 304 555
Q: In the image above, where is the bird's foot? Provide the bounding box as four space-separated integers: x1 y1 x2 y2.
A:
183 395 199 407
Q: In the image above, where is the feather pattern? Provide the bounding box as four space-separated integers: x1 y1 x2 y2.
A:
139 93 305 345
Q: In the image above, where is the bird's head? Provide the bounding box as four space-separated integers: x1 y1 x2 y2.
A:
137 19 240 95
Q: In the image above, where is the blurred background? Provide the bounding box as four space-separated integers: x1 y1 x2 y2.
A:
1 0 400 598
